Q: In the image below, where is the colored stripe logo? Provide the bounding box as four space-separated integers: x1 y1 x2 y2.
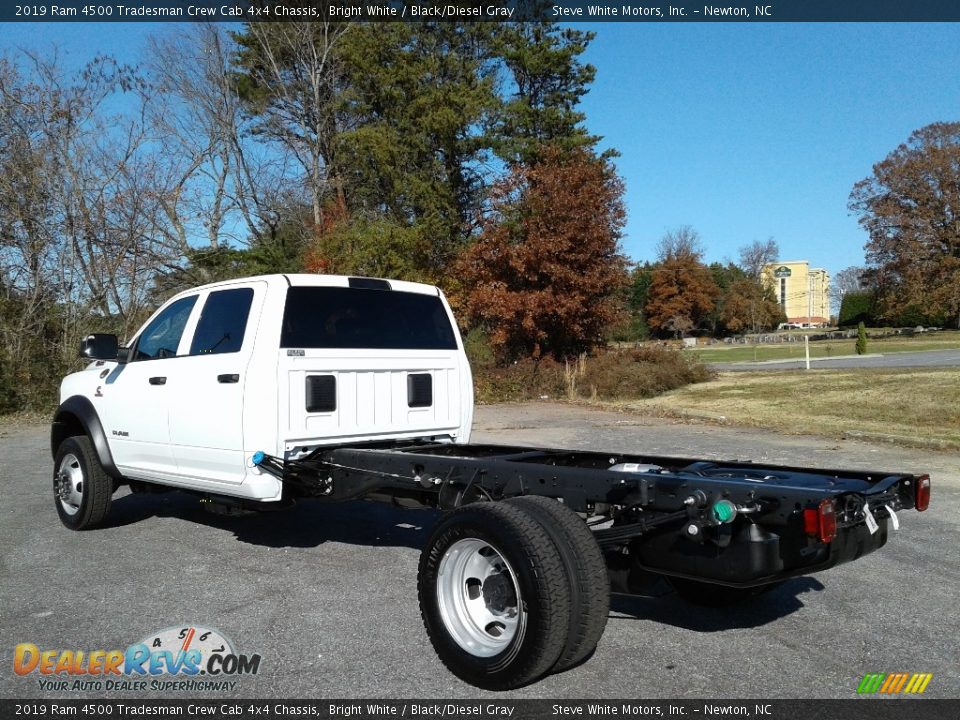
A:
857 673 932 694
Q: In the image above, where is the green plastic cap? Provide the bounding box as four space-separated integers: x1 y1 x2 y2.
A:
712 499 737 524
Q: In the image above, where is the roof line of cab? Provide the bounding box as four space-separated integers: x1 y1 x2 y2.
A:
166 273 441 297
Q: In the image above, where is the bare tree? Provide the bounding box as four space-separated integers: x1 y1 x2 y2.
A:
149 25 235 253
0 56 59 365
0 50 183 363
655 225 704 261
738 237 779 279
0 38 334 409
43 53 168 333
232 21 352 228
829 265 868 312
148 24 299 260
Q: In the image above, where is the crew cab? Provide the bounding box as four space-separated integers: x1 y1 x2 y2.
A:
51 274 931 691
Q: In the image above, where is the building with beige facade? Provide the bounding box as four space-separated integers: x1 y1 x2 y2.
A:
761 261 830 326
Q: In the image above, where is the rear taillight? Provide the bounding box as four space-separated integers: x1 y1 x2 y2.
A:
803 498 837 544
914 474 930 512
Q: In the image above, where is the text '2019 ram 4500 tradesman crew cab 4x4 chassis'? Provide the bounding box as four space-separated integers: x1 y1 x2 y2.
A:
51 274 931 690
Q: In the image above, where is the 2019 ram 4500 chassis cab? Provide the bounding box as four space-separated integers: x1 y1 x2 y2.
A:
51 274 931 690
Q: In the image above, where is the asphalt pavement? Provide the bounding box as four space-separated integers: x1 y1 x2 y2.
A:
711 347 960 371
1 404 958 700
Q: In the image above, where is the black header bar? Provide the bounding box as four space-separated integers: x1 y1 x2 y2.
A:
4 1 960 23
2 700 960 720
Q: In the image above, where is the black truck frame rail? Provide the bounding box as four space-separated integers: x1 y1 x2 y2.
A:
250 441 927 588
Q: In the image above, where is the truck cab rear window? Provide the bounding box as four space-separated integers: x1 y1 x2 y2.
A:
280 287 457 350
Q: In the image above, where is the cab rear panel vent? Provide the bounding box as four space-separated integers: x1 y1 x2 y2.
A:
306 375 337 413
407 373 432 408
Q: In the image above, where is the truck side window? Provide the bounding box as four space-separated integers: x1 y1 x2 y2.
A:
189 288 255 356
132 296 198 361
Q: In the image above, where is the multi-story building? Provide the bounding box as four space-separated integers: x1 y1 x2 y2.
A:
761 261 830 327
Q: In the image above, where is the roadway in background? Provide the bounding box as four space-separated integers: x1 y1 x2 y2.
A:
711 348 960 371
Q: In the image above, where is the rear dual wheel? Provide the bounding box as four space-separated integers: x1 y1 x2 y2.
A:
506 496 609 672
417 498 609 690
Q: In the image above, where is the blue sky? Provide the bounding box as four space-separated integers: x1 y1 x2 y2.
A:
577 23 960 276
5 21 960 280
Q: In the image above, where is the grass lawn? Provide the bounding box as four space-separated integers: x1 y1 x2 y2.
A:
616 368 960 449
688 331 960 364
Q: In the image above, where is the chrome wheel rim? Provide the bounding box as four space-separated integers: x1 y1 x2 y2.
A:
436 538 522 657
55 453 84 516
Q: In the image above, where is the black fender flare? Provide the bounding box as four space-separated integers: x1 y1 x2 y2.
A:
51 396 122 479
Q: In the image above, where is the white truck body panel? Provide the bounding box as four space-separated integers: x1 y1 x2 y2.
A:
279 350 464 452
59 274 473 501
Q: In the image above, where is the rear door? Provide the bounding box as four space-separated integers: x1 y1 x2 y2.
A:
167 282 264 484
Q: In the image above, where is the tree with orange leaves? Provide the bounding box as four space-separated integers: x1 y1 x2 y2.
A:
850 122 960 328
644 227 719 338
456 147 628 360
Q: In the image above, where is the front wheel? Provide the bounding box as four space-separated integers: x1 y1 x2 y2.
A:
53 436 113 530
418 502 571 690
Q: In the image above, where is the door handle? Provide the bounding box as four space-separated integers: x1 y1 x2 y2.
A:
149 376 166 385
217 374 240 384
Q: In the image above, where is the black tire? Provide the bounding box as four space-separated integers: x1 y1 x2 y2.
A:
418 502 571 690
669 577 771 607
506 495 609 673
53 436 113 530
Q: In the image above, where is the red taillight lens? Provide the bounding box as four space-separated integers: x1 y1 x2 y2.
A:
818 499 837 543
803 498 837 544
915 474 930 512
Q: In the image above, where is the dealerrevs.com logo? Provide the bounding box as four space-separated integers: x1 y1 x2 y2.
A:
14 625 261 693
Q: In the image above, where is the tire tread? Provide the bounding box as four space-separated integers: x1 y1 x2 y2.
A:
508 495 610 672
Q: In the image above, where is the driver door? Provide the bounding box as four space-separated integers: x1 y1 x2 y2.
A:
97 294 199 479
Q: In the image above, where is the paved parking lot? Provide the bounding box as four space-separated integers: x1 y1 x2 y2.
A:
2 403 958 700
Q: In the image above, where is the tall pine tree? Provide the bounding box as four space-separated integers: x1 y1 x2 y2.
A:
494 22 599 165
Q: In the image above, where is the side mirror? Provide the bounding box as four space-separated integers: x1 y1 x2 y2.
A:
116 346 131 365
79 334 119 361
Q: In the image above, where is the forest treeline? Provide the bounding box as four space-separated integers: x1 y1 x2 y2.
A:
2 23 957 412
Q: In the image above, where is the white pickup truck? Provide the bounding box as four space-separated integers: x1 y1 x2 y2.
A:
54 274 472 505
52 273 930 690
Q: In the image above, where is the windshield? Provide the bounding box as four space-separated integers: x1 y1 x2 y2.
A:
280 286 458 351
